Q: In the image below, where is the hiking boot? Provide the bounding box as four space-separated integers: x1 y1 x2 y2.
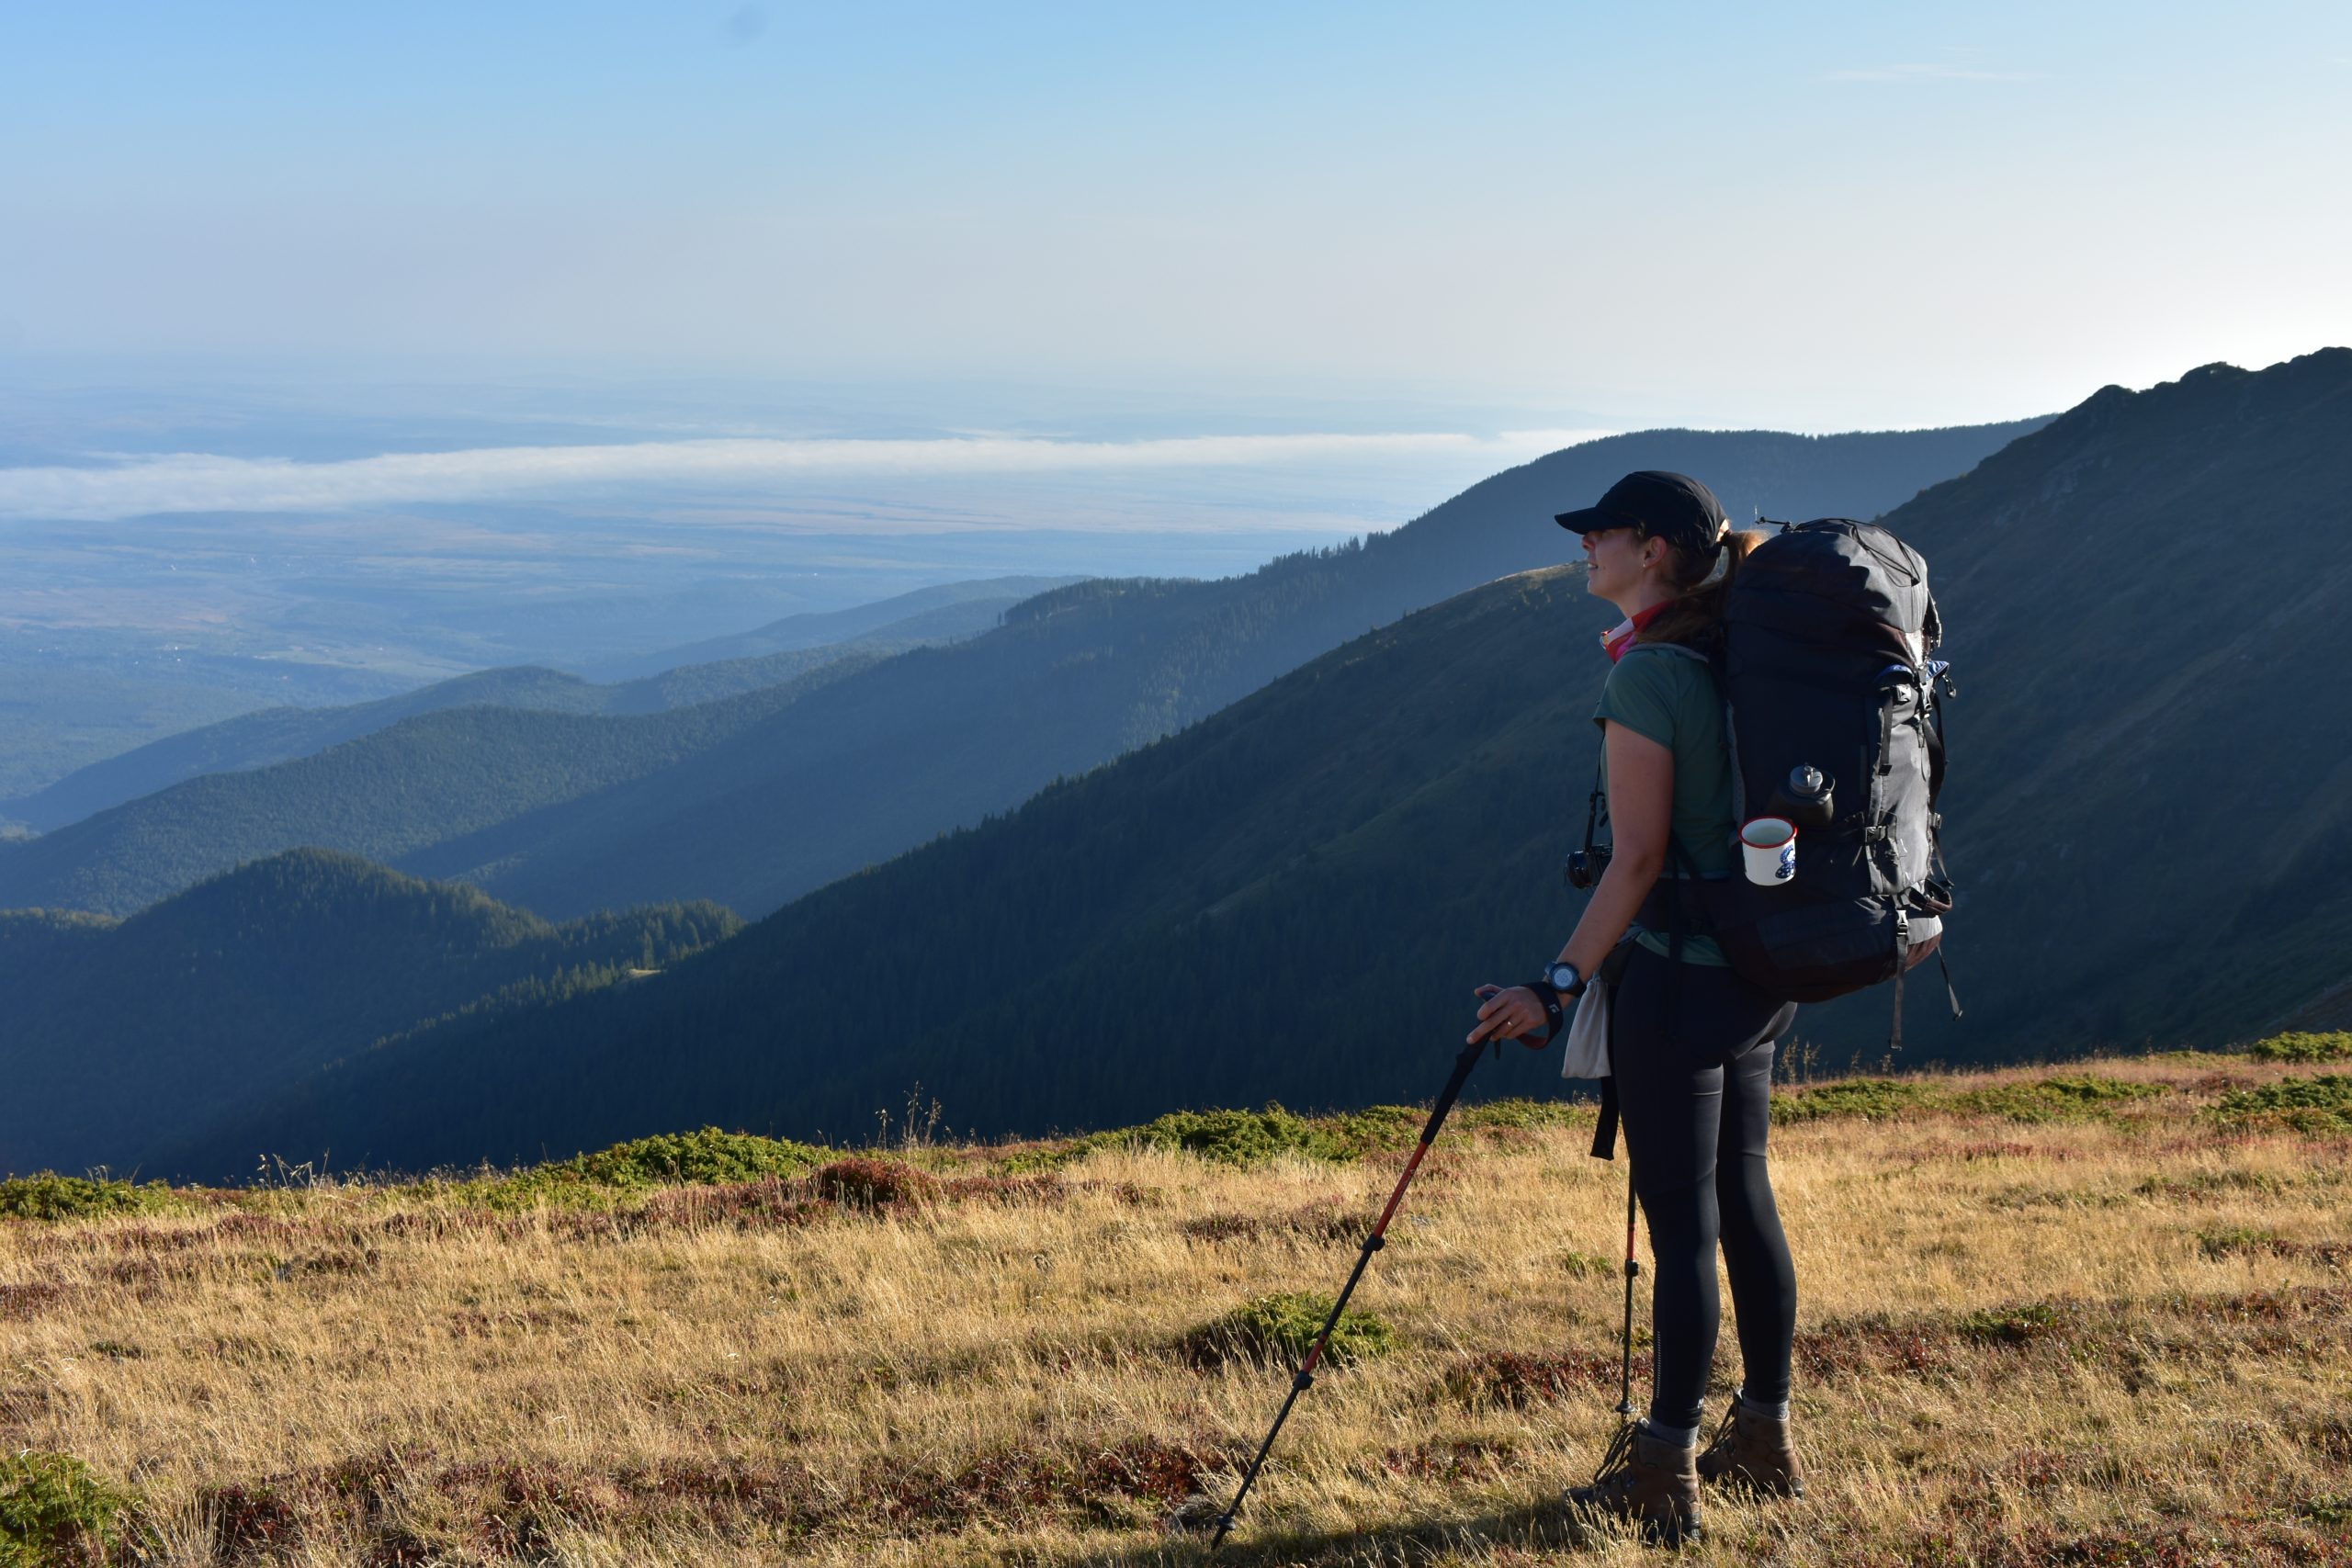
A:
1562 1421 1703 1545
1694 1393 1804 1497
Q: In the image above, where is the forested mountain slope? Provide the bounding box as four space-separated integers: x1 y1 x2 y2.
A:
0 422 2037 922
0 653 882 915
583 574 1080 682
151 352 2352 1178
1 581 1051 834
1862 351 2352 1052
0 848 737 1177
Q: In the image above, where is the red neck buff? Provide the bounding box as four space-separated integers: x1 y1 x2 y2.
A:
1600 598 1676 663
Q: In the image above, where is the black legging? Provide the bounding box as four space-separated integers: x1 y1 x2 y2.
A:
1610 943 1800 1433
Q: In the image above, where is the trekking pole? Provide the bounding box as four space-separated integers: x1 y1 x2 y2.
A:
1615 1166 1641 1421
1205 1036 1493 1555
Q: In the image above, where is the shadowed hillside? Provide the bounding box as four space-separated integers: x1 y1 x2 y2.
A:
0 578 1067 835
0 849 738 1178
580 573 1081 682
144 352 2352 1177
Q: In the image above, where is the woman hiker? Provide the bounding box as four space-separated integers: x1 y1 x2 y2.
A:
1467 469 1803 1545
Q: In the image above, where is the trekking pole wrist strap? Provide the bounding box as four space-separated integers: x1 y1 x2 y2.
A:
1524 980 1566 1040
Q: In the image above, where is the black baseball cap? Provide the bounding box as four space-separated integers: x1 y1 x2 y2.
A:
1554 470 1728 556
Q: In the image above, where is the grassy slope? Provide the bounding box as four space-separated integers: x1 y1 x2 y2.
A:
3 1053 2346 1566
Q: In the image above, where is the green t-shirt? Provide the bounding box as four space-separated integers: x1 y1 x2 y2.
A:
1592 643 1736 964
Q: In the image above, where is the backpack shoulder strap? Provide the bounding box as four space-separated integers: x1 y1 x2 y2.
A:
1618 640 1710 669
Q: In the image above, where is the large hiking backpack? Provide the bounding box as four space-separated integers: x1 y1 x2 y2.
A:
1701 518 1959 1027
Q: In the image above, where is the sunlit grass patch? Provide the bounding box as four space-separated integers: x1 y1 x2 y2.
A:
2249 1030 2352 1063
0 1450 140 1567
1180 1291 1396 1369
1771 1077 1938 1122
2215 1074 2352 1135
0 1172 187 1223
435 1126 832 1210
1948 1074 2170 1122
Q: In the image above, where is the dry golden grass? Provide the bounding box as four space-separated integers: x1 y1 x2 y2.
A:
4 1053 2350 1566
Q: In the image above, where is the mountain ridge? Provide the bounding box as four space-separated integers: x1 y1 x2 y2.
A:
0 580 1061 834
0 420 2043 920
0 846 740 1177
143 353 2352 1178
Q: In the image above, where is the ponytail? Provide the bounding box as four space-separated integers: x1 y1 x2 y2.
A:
1634 527 1765 652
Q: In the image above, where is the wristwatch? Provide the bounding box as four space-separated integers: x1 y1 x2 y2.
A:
1545 960 1588 998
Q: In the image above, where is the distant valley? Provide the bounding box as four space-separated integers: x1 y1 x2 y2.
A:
0 576 1074 834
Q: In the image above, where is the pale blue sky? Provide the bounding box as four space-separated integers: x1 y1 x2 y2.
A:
5 2 2349 429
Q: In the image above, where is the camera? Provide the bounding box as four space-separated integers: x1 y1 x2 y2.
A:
1565 844 1612 890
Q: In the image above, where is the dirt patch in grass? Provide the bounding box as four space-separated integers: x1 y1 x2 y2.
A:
2136 1168 2286 1201
1798 1287 2352 1385
862 1436 1240 1534
1441 1348 1645 1409
198 1448 826 1562
1378 1435 1519 1481
0 1281 69 1322
2196 1228 2352 1267
1795 1314 1965 1379
1179 1197 1367 1247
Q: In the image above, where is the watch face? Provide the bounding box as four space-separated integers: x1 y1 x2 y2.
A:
1547 964 1576 989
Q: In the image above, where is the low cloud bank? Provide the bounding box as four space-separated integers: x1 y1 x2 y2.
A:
0 430 1609 523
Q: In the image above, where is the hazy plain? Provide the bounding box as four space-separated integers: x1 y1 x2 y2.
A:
0 371 1600 799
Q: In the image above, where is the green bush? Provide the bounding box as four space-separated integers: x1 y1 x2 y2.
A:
1771 1077 1938 1124
1456 1099 1594 1134
0 1451 138 1566
1061 1104 1358 1168
552 1127 829 1187
453 1128 831 1210
2214 1075 2352 1136
1012 1097 1592 1173
2249 1031 2352 1063
1951 1301 2075 1347
1950 1076 2166 1123
0 1172 184 1222
1182 1291 1397 1368
1319 1103 1426 1154
2195 1226 2280 1259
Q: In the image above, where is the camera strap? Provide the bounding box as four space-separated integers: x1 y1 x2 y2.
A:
1582 758 1606 862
